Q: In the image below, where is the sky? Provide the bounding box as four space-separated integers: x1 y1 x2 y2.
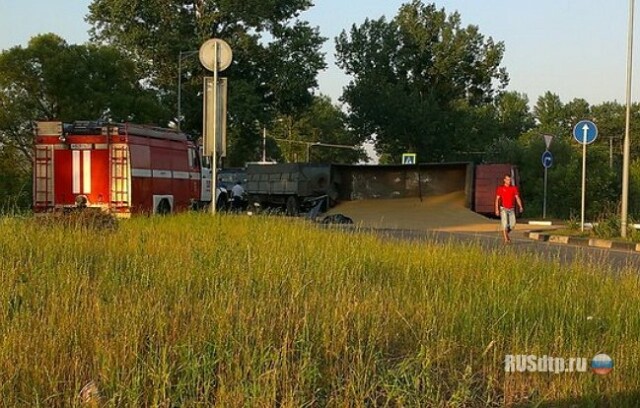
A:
0 0 637 107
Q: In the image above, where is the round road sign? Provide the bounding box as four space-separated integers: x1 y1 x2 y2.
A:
199 38 233 72
542 150 553 168
573 120 598 145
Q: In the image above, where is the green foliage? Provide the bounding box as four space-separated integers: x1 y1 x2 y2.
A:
290 95 368 164
0 146 31 213
335 1 511 161
87 0 327 159
533 91 567 129
591 208 624 240
228 96 367 165
484 92 640 226
0 33 168 165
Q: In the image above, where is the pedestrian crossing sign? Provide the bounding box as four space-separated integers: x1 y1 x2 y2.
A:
402 153 416 165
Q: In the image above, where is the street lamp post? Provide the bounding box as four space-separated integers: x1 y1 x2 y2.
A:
262 127 267 162
622 0 635 238
177 50 199 129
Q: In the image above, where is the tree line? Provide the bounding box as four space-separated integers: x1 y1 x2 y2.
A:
1 0 639 221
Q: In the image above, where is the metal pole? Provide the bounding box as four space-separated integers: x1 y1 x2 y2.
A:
177 53 183 129
609 137 614 169
622 0 635 238
211 42 219 215
543 166 548 219
262 127 267 162
581 137 587 232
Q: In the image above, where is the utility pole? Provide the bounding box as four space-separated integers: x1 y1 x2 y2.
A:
262 127 267 162
622 0 635 238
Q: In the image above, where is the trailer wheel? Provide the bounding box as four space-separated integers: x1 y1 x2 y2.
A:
285 195 299 216
156 198 171 215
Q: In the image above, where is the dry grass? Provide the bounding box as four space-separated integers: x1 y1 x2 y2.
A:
0 213 638 407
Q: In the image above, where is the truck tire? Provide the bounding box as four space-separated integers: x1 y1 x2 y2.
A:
285 195 299 216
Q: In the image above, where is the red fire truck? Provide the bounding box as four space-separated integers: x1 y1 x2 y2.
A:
33 120 224 217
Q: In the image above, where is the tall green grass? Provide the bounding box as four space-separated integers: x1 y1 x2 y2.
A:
0 213 638 407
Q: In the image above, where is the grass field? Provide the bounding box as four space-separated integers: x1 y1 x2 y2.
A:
0 213 638 407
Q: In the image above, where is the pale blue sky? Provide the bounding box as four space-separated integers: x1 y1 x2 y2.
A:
0 1 637 106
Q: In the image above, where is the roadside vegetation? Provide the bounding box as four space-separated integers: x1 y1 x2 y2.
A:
0 213 638 406
543 209 640 243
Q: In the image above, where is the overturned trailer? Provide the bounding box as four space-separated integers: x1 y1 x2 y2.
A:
332 162 518 216
245 161 518 217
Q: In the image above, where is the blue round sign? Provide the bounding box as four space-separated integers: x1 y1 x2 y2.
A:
573 120 598 145
542 150 553 168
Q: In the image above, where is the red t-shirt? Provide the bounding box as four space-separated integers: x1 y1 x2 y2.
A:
496 185 520 209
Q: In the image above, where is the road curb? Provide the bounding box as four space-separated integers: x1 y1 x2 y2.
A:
526 231 640 252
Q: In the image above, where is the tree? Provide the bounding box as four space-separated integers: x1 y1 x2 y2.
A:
0 145 31 212
494 91 535 140
335 1 509 162
86 0 327 166
279 95 367 164
533 92 566 131
0 33 166 164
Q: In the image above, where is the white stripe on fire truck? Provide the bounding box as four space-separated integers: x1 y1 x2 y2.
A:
173 171 189 179
83 150 91 193
131 168 152 177
152 170 172 179
130 168 201 180
72 150 81 194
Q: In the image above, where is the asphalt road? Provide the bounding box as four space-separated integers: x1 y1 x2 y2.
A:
353 227 640 273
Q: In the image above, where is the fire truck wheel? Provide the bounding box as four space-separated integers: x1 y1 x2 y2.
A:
156 199 172 215
285 195 299 216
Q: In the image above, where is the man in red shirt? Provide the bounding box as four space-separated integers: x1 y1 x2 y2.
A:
495 174 524 243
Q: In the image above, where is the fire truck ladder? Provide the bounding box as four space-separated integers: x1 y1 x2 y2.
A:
110 145 130 207
34 145 54 208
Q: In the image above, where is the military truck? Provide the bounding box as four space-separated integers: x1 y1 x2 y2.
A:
244 163 339 215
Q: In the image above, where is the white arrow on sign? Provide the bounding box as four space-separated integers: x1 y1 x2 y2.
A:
582 124 590 142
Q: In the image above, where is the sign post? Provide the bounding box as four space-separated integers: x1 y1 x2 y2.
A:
541 134 554 219
573 120 598 231
199 38 232 214
541 150 553 219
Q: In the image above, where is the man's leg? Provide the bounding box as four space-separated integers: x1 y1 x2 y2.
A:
500 208 510 243
508 210 516 238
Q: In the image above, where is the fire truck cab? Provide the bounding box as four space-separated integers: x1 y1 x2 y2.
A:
33 120 222 217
